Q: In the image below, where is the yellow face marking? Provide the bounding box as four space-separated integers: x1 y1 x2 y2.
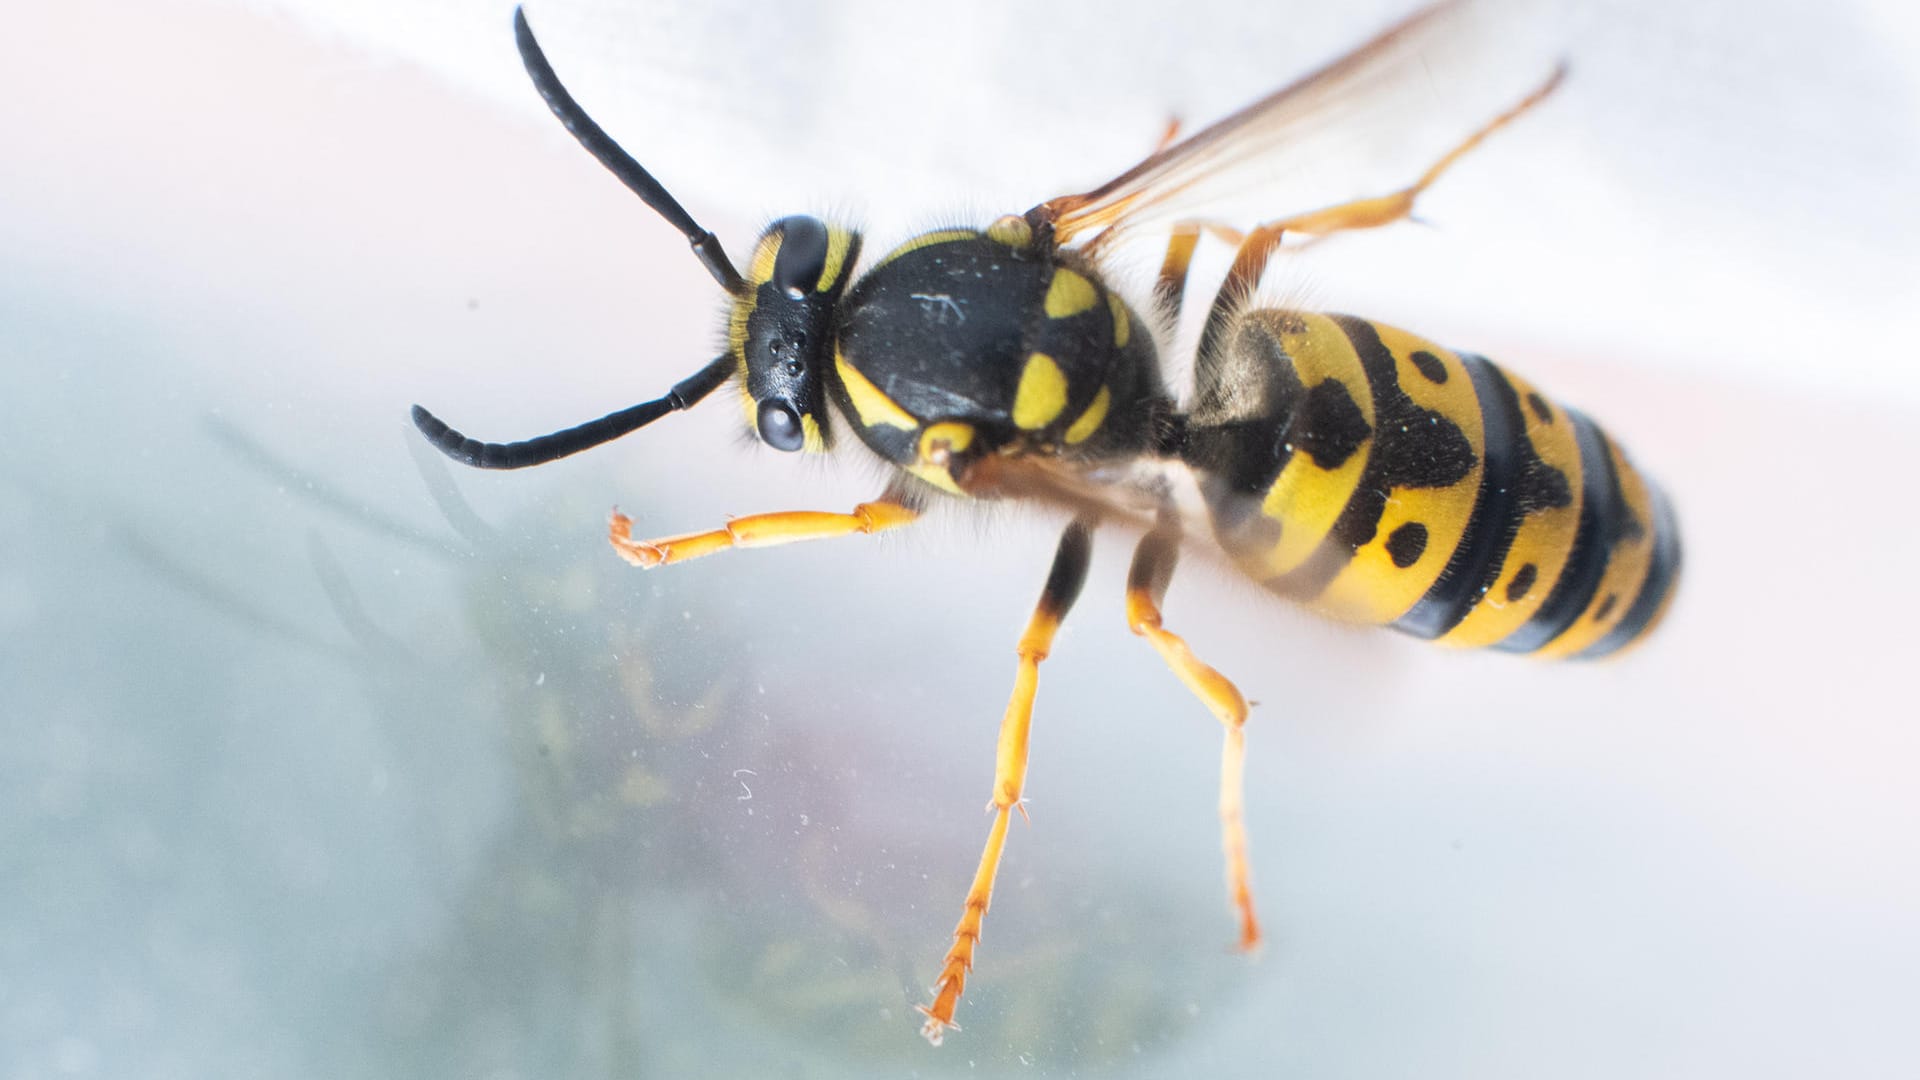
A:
1012 352 1068 430
834 350 919 431
727 298 753 360
986 215 1032 247
1064 385 1111 445
911 421 976 496
815 226 854 293
747 231 782 285
799 413 826 454
1107 292 1131 348
1043 268 1098 320
875 228 976 269
730 230 787 359
730 228 834 455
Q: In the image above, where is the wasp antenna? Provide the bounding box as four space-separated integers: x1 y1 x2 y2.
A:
412 353 733 469
513 6 744 294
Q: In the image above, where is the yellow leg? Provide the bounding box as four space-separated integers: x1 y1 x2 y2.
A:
1150 115 1184 155
1154 223 1202 317
1213 64 1569 313
1153 220 1249 322
1126 524 1260 950
1287 64 1566 240
607 499 918 568
918 518 1095 1046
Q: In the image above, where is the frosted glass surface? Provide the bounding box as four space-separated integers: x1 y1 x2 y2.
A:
3 2 1916 1076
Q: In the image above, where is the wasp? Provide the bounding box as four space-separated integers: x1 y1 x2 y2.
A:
413 1 1681 1045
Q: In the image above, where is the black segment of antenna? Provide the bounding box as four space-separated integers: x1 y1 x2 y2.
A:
412 353 735 469
512 7 744 294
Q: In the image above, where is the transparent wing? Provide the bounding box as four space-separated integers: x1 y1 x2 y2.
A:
1030 0 1565 249
970 0 1571 592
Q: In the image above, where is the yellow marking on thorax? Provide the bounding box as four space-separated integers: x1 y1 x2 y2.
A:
834 349 919 431
1012 352 1068 430
1440 368 1585 649
815 226 855 293
1316 323 1487 624
1044 268 1098 319
1246 313 1374 577
986 215 1032 247
874 229 977 269
905 463 963 495
910 421 976 495
919 420 974 456
1064 386 1111 445
1107 292 1131 347
1534 439 1658 658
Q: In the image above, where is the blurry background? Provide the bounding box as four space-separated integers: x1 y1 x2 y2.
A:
2 0 1916 1077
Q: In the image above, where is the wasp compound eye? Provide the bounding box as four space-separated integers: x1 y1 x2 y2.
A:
772 216 830 299
757 398 805 451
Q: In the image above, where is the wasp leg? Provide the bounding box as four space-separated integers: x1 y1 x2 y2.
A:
1125 518 1260 950
1151 115 1183 155
1199 65 1566 359
918 516 1096 1046
608 491 919 568
1280 64 1565 242
1153 220 1247 323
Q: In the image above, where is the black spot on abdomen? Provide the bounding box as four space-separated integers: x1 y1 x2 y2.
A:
1296 379 1369 469
1506 562 1537 602
1272 318 1476 600
1394 356 1574 640
1527 392 1553 424
1410 350 1448 384
1336 321 1476 494
1578 486 1682 659
1387 522 1429 568
1188 317 1375 566
1497 411 1618 653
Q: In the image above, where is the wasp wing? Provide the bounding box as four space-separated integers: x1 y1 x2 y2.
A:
1030 0 1564 249
973 1 1571 617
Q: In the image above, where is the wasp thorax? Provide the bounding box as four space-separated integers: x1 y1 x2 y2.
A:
731 215 861 453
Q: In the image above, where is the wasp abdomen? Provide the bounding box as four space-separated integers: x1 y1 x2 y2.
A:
1187 310 1678 659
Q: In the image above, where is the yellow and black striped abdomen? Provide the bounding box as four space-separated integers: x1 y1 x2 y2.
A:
1185 310 1679 659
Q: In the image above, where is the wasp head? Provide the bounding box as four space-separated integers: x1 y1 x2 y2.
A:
730 216 862 452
